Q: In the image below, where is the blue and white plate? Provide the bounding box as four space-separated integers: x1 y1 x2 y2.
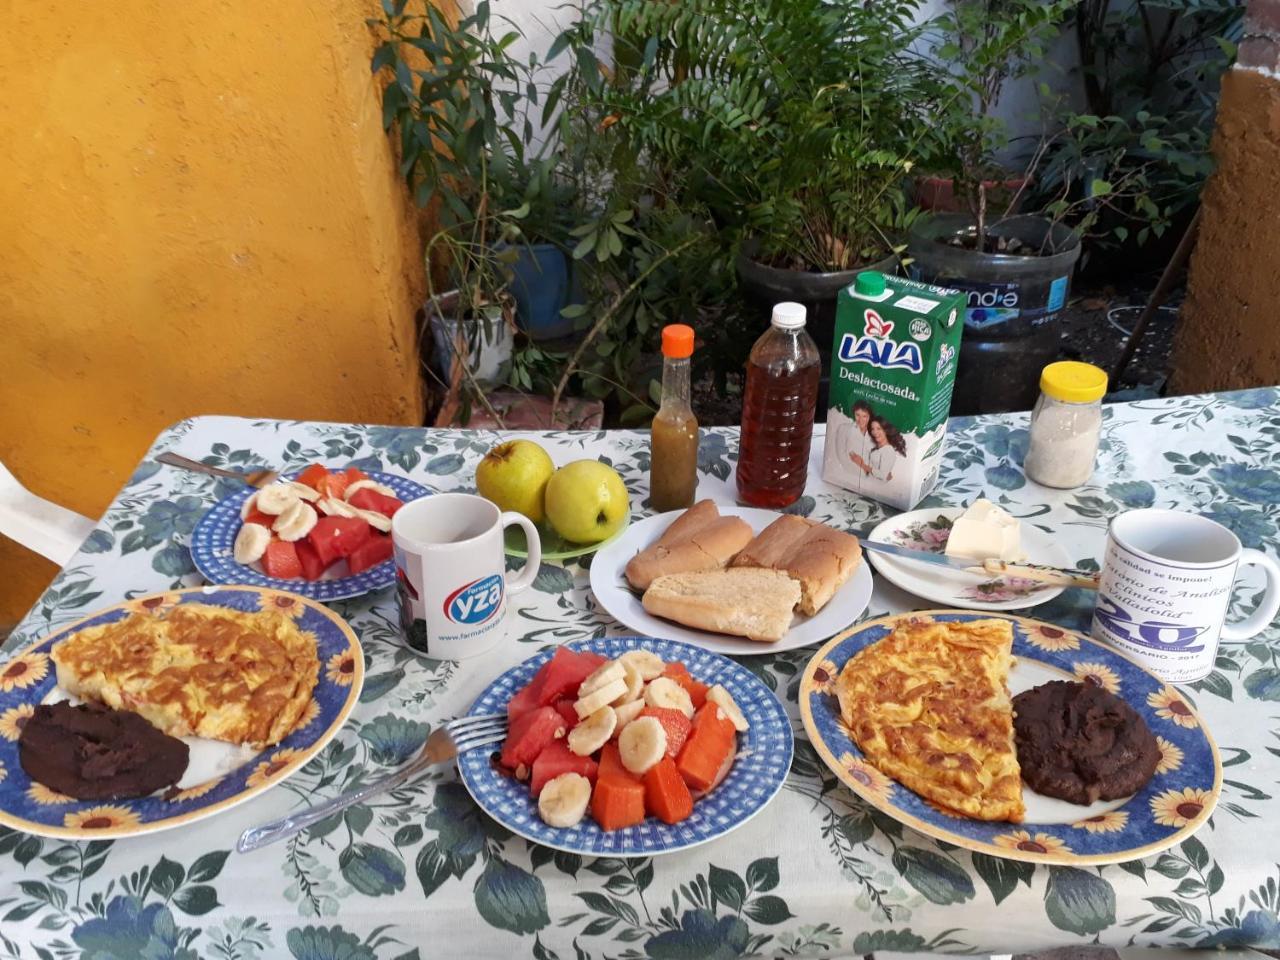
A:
458 636 794 857
0 587 363 839
190 470 430 601
800 610 1222 865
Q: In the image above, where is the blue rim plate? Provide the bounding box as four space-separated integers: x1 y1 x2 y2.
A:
190 470 430 601
457 636 794 857
0 587 363 839
800 610 1222 865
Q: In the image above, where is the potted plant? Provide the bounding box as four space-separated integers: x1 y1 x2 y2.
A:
562 0 948 359
372 0 578 393
907 0 1081 415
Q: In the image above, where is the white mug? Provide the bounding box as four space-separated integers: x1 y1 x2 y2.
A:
391 493 541 660
1091 508 1280 683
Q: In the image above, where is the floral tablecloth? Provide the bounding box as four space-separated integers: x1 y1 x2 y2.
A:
4 388 1280 960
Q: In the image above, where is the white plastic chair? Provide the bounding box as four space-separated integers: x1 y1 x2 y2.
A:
0 459 96 566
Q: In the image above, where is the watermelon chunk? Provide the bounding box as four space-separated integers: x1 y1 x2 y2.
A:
500 706 566 771
641 706 692 758
530 739 598 798
552 698 580 730
506 647 605 721
348 487 405 518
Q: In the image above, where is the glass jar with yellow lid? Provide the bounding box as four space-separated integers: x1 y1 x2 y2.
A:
1024 361 1108 488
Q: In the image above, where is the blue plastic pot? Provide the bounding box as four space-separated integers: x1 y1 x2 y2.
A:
507 243 576 341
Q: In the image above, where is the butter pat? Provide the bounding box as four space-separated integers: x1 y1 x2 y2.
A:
944 500 1023 562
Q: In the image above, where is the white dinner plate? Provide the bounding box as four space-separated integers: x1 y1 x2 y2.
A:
867 507 1075 611
589 506 874 656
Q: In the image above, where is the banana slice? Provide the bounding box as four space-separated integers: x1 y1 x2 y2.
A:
568 705 617 756
286 481 320 502
354 508 392 533
618 716 667 775
537 772 592 828
578 660 625 698
706 685 749 732
344 479 396 501
273 501 318 542
574 677 628 718
611 660 644 705
644 676 694 719
619 650 665 681
239 492 259 520
316 497 358 518
612 699 645 732
233 523 271 565
255 484 299 516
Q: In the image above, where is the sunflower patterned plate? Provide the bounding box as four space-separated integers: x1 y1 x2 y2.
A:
190 470 431 602
800 610 1221 865
0 587 363 839
458 636 794 858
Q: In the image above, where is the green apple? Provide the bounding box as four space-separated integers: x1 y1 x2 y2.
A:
475 439 555 524
544 460 630 544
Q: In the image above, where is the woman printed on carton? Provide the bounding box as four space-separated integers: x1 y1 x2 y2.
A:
856 415 907 496
833 400 875 490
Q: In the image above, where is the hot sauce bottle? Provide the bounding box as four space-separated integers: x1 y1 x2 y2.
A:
650 324 699 512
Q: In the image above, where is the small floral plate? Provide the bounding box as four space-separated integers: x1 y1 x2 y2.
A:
503 513 631 562
867 507 1076 610
800 610 1221 865
0 587 363 839
457 636 794 857
190 470 430 602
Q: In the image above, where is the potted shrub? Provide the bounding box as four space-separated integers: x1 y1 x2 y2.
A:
908 0 1081 414
372 0 577 370
563 0 949 358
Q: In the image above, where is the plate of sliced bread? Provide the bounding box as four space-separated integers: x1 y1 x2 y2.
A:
589 501 873 656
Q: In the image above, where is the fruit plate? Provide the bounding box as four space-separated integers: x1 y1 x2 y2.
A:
799 610 1221 865
589 506 874 656
504 513 631 562
457 636 793 857
190 470 431 601
867 507 1075 611
0 586 363 839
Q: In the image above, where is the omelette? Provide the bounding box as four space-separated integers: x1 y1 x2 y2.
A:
836 617 1024 822
51 605 319 748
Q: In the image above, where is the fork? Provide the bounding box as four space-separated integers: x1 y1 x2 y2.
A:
155 452 279 489
236 713 508 853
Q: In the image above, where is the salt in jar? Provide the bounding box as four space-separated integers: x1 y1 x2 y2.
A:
1024 361 1108 489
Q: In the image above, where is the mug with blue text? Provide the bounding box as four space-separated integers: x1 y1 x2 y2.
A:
391 493 541 660
1092 509 1280 683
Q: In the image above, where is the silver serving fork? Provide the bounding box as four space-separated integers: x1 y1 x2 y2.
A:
236 712 508 853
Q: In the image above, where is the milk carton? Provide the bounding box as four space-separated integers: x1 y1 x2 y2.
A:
822 271 966 509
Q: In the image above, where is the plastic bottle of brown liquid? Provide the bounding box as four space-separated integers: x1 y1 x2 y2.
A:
650 324 699 512
736 302 821 508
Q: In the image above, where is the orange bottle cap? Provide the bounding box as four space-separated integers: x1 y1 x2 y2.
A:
661 324 695 359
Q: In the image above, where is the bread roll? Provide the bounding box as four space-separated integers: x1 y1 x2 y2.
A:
730 514 816 568
624 502 753 590
731 515 862 616
642 569 801 642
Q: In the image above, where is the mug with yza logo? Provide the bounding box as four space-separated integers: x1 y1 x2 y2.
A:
1092 509 1280 683
391 493 541 660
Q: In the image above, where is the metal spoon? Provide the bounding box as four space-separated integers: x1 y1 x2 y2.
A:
155 452 279 488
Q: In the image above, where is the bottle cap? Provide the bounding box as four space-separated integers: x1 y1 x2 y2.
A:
1040 361 1107 403
854 271 886 297
771 302 806 330
661 324 695 359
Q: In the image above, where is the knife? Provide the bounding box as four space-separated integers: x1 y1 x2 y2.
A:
863 540 1100 591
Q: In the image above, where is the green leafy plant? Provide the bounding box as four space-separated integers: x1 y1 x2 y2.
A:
1030 0 1243 248
557 0 950 273
926 0 1077 250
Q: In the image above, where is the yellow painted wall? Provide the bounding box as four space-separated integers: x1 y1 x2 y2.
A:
0 0 431 624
